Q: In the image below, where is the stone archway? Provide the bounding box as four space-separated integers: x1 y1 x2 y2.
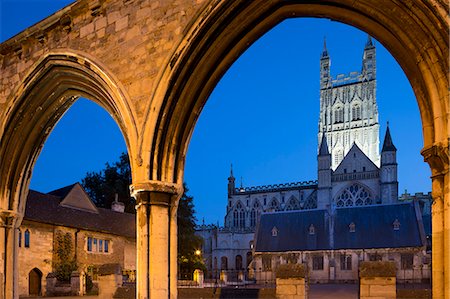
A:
0 1 447 299
152 1 448 298
0 51 137 298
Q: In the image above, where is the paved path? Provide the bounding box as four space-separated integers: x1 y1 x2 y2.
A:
27 284 358 299
309 283 359 299
26 296 98 299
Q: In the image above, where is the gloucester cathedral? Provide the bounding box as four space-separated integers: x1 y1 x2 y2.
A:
196 37 431 283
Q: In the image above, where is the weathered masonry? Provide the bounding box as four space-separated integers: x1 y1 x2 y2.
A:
0 1 448 298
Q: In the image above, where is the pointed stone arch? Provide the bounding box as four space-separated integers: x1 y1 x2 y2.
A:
0 51 138 297
0 51 137 214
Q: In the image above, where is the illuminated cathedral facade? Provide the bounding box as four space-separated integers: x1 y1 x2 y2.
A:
196 38 430 282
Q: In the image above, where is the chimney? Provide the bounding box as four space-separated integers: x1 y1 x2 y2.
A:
111 193 125 213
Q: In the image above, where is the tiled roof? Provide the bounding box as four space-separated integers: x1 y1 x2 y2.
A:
255 209 329 252
255 202 424 252
334 203 422 249
25 190 135 238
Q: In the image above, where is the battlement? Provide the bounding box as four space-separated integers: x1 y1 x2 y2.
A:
234 180 318 195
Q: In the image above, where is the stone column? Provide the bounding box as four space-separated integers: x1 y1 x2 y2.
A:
131 181 182 299
0 211 21 299
422 143 449 299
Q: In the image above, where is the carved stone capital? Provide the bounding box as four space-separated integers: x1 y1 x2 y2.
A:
0 209 21 228
131 180 184 208
421 141 449 177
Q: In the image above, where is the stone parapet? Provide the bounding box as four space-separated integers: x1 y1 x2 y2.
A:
360 276 396 299
360 261 396 299
275 278 306 299
275 264 307 299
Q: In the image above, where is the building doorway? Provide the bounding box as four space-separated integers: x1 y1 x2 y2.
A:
28 268 42 296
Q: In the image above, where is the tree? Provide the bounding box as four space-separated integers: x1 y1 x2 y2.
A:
177 184 205 279
82 152 135 213
81 153 205 277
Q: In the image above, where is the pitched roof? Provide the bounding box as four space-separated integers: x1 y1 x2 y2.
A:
58 183 99 213
255 202 424 253
24 189 135 238
255 209 330 252
334 143 379 174
334 203 423 249
48 183 77 197
382 126 397 152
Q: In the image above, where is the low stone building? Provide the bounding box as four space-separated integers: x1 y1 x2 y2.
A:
253 201 430 284
18 183 136 297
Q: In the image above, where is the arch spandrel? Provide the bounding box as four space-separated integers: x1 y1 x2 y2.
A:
150 0 448 185
0 51 138 215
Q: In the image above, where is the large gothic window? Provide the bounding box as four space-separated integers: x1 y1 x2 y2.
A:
286 196 300 211
335 183 373 207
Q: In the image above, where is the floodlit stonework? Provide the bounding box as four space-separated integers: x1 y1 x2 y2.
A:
0 1 448 298
18 184 136 297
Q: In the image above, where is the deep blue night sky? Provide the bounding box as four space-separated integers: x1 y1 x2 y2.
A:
1 1 431 225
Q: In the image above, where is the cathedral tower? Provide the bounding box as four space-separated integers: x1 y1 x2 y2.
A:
318 36 380 170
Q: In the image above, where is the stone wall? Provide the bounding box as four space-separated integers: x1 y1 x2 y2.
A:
18 221 54 297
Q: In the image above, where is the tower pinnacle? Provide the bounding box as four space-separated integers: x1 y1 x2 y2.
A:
321 37 328 58
365 35 374 48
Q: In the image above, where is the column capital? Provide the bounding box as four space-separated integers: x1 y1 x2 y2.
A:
0 209 22 228
130 180 184 207
130 180 183 197
421 141 449 178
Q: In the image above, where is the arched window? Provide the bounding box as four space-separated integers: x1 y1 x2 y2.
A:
239 209 245 228
221 256 228 270
286 196 300 211
269 199 279 211
18 229 22 248
235 255 243 270
250 209 257 226
334 106 344 123
352 104 362 120
24 229 30 248
233 202 245 229
335 183 373 207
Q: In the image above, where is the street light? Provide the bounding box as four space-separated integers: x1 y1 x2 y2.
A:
195 249 201 256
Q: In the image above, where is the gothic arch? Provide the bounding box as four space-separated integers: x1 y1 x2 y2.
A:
149 0 447 186
286 196 300 211
268 198 280 211
0 51 137 215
